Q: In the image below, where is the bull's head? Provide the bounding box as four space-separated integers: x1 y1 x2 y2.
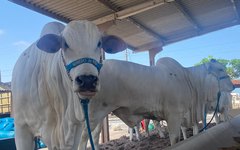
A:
36 20 127 99
207 59 235 92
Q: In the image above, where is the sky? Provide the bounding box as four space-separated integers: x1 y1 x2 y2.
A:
0 1 239 93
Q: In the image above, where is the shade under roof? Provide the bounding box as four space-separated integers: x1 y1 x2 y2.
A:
9 0 240 52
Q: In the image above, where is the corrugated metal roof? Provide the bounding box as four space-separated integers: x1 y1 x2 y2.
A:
9 0 240 52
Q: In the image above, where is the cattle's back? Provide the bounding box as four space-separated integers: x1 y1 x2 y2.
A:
156 57 196 124
96 59 193 125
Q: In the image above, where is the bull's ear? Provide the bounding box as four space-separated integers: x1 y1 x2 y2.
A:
36 34 62 53
102 35 127 54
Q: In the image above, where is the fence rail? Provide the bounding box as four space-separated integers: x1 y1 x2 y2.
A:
0 91 11 115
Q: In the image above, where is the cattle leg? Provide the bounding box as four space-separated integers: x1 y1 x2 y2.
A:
215 114 221 124
223 111 230 122
92 123 102 149
15 124 35 150
79 125 89 150
193 123 199 135
79 123 101 150
144 119 150 136
180 126 187 140
129 127 134 141
167 118 181 145
72 125 83 150
153 120 165 138
129 124 141 141
135 125 141 141
130 125 141 141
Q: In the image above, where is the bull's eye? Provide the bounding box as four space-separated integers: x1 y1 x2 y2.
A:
97 41 102 48
64 42 69 49
219 69 224 72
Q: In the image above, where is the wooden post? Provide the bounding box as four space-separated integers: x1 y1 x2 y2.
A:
148 47 162 66
100 50 110 143
101 116 110 143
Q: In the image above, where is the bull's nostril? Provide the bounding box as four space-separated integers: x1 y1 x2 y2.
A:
92 76 98 82
90 76 98 87
76 76 84 86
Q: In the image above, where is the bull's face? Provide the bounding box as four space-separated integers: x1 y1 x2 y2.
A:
36 20 127 99
207 59 235 92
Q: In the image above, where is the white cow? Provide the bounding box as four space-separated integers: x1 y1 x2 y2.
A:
156 57 234 140
79 57 234 149
12 20 126 150
144 61 233 141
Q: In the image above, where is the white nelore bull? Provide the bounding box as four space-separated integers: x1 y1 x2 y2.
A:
79 57 234 148
11 20 126 150
144 59 233 140
156 57 234 140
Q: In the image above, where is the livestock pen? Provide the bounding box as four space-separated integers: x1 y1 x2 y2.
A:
4 0 240 149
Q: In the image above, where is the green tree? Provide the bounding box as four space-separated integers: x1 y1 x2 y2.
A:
195 56 240 79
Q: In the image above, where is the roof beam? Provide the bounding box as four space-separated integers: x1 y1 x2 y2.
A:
173 0 201 30
127 18 166 44
97 0 166 48
231 0 240 22
9 0 71 23
164 20 240 46
94 0 166 25
134 41 163 52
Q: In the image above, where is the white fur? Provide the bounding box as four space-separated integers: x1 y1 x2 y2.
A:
79 57 233 148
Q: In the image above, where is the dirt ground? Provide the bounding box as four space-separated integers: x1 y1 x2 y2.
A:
42 115 216 150
94 115 216 150
98 130 171 150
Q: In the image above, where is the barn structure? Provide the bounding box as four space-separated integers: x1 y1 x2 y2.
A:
8 0 240 149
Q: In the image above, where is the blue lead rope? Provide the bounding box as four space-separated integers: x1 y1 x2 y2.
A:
199 91 221 132
81 99 95 150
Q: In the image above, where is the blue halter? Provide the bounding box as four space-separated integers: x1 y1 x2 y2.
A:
60 50 102 150
65 57 102 73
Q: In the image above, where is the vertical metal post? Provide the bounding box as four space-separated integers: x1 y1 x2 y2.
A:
148 47 162 66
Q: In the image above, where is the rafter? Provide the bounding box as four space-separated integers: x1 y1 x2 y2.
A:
9 0 71 23
94 0 166 24
173 0 201 30
96 0 166 49
134 41 163 52
231 0 240 22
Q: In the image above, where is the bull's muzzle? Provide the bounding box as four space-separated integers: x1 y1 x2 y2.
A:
75 75 98 93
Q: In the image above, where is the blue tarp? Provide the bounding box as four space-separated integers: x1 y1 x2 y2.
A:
0 117 14 139
0 117 46 148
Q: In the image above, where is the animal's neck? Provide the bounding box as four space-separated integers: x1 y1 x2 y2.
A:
95 60 162 115
100 60 158 96
188 64 208 91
